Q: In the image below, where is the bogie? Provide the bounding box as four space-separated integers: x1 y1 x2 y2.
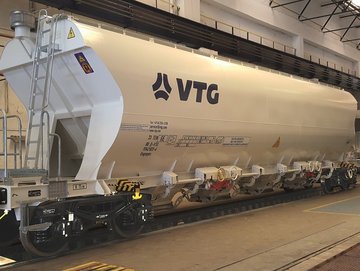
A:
18 193 153 256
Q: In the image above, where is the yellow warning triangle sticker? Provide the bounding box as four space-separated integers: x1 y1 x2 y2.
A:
67 27 75 39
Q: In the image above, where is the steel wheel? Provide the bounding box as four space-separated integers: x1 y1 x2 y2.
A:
321 179 334 194
20 221 68 257
112 206 144 238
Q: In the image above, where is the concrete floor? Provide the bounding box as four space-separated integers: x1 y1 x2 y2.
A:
4 187 360 271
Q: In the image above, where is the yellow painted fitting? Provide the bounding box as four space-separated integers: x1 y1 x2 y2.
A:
0 210 8 221
132 187 143 200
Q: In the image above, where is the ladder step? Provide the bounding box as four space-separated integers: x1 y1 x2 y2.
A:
42 29 51 34
39 43 61 53
40 45 49 53
31 123 43 127
29 140 39 144
26 157 36 160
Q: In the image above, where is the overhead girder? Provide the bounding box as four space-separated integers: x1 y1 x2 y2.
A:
270 0 360 49
298 0 312 20
321 1 344 31
269 0 306 8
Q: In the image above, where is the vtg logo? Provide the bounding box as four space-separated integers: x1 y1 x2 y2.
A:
152 73 219 105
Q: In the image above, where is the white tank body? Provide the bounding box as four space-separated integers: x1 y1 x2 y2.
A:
0 18 357 182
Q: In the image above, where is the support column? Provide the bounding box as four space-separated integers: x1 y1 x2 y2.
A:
355 61 360 78
293 35 304 58
175 0 200 22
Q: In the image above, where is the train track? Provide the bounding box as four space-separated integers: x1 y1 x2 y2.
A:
272 231 360 271
0 187 324 269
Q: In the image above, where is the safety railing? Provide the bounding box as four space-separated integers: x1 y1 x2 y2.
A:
304 52 357 76
0 110 24 178
49 133 61 179
201 14 297 56
136 1 358 77
41 110 62 179
136 0 179 14
5 115 23 169
201 14 357 76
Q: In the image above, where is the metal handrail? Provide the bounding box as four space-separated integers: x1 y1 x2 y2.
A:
200 14 297 55
7 137 18 169
138 0 178 13
0 109 8 179
43 13 62 110
49 133 61 179
304 52 356 76
201 14 357 76
0 114 24 170
0 115 23 169
40 110 50 170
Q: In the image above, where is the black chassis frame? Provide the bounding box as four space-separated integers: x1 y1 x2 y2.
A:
24 192 153 237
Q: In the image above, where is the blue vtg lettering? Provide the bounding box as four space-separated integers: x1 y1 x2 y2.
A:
176 79 219 104
152 73 220 105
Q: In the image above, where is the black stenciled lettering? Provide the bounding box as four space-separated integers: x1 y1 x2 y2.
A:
176 78 192 101
207 83 219 105
193 81 207 103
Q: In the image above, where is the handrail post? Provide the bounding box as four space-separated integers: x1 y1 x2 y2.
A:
40 110 50 172
0 109 8 179
49 133 61 179
7 115 22 169
7 137 17 169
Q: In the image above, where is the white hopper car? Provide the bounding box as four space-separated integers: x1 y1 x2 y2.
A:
0 11 357 256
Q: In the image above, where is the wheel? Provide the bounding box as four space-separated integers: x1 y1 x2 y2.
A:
19 220 68 257
339 178 350 190
338 168 351 190
111 205 144 238
321 179 334 194
0 210 19 247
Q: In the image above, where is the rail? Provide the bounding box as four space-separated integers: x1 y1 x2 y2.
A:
201 14 357 76
49 133 61 179
0 114 23 172
304 52 356 76
136 0 179 14
0 109 8 178
201 14 297 56
40 110 50 171
136 1 357 78
135 1 297 56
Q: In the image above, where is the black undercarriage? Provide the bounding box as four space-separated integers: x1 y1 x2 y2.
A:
0 166 357 257
17 192 153 256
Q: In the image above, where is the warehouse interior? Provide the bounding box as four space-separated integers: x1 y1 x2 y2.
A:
1 1 360 270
